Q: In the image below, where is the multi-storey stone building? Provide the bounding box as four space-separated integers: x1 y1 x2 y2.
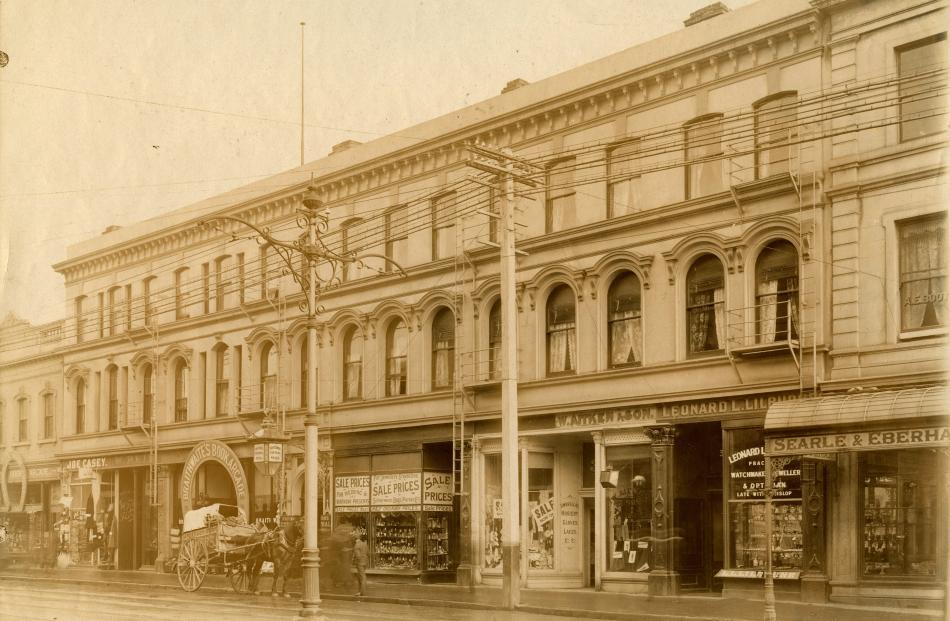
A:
1 0 946 613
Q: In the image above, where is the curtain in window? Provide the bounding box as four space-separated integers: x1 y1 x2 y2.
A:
689 292 711 353
388 356 406 396
434 343 452 388
610 313 642 365
713 286 724 349
757 279 778 344
345 363 361 399
901 219 947 330
548 323 577 373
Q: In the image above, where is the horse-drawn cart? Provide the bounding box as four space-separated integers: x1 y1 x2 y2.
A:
176 503 272 593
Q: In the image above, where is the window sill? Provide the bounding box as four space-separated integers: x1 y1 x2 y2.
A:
546 371 577 379
12 441 30 448
899 327 947 341
38 438 56 445
687 349 725 359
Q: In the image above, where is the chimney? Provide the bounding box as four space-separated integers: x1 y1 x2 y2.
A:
684 2 730 27
501 78 529 94
330 139 362 156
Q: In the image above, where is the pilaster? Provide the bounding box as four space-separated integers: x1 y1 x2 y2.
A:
646 425 679 596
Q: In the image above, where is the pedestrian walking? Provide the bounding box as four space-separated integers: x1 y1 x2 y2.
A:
353 533 368 596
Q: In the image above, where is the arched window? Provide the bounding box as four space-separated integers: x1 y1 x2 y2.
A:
546 285 577 375
215 346 229 416
685 115 724 199
432 309 455 390
608 273 643 367
343 327 363 400
75 379 86 434
107 366 118 430
756 240 799 343
755 92 797 178
17 398 28 443
488 300 502 380
142 364 154 425
686 255 725 354
174 359 189 422
260 341 278 409
386 320 408 396
299 336 309 408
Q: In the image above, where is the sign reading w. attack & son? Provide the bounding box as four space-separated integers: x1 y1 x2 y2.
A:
555 393 798 429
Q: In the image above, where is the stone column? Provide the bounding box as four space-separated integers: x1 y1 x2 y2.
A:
154 465 171 572
800 458 828 602
646 425 678 596
592 431 605 590
456 437 476 588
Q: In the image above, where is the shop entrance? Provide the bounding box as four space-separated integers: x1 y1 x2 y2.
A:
673 421 723 592
583 496 595 587
194 461 237 507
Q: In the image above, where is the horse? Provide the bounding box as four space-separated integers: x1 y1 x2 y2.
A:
251 520 302 598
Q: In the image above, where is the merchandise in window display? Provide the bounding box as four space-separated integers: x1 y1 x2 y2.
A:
373 513 418 570
425 515 451 571
730 502 802 570
606 461 651 573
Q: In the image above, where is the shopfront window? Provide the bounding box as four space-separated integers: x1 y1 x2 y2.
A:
373 512 419 570
527 452 555 570
726 428 802 571
862 449 942 578
604 445 652 572
483 453 503 569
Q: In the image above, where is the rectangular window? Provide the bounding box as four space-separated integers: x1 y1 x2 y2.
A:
686 116 724 198
527 452 555 570
432 193 457 260
125 284 132 331
202 262 211 314
604 445 652 573
43 394 54 439
488 187 500 245
214 257 230 312
237 252 246 304
899 214 947 332
259 246 269 299
483 453 503 569
862 449 942 578
17 400 27 442
234 345 243 413
755 94 797 179
607 141 640 218
545 159 576 233
726 428 802 571
898 34 948 141
142 277 155 326
108 288 119 337
386 205 409 271
175 269 188 320
98 292 105 338
74 296 85 344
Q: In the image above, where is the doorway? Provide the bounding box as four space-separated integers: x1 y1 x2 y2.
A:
583 497 595 587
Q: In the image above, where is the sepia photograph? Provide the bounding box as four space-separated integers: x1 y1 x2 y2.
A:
0 0 947 619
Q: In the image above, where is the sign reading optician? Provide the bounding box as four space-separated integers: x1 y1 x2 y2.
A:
371 472 420 511
767 426 950 455
422 472 453 512
334 475 370 512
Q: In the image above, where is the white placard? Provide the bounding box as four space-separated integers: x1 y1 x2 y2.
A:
334 475 370 508
371 472 421 506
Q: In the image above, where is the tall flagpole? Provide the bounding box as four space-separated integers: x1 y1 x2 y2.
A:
300 22 306 166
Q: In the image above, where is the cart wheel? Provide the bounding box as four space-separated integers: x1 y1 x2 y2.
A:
228 560 255 593
177 539 209 592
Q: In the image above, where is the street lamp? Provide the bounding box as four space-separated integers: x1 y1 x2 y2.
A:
200 183 404 620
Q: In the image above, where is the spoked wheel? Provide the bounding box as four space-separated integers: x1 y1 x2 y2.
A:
176 539 209 592
228 559 256 593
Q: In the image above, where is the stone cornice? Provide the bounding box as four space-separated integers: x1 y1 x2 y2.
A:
56 13 818 285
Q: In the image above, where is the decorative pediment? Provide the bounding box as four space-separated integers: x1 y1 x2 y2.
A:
64 364 90 386
159 343 194 372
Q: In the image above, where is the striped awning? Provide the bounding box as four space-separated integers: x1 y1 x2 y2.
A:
764 386 950 456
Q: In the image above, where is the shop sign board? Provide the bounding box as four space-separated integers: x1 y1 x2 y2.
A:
560 496 579 554
531 497 555 528
767 426 950 455
555 393 799 429
422 472 453 511
179 440 249 516
716 569 801 580
371 472 421 510
7 464 60 482
728 438 800 501
334 475 370 511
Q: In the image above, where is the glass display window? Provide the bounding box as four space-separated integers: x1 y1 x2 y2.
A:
424 513 452 571
861 449 942 579
527 452 555 570
372 512 418 570
604 445 652 573
483 453 503 570
725 427 802 570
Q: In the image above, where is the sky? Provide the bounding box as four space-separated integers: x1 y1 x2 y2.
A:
0 0 755 325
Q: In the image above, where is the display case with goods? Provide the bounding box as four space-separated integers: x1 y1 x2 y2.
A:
336 513 368 539
372 512 418 570
422 512 455 580
729 501 803 571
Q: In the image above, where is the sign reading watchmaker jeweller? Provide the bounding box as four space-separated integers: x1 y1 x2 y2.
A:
729 429 800 500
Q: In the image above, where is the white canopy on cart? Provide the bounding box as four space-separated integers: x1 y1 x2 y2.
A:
182 503 247 533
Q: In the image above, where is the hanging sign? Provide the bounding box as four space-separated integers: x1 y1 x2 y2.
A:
334 475 370 511
531 497 555 528
422 472 453 511
371 472 421 511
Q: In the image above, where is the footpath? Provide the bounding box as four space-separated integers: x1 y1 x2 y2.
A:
0 566 941 621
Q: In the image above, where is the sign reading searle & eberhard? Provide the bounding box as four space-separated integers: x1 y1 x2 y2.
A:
767 426 950 455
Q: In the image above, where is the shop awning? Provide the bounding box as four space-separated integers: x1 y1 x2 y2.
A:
764 386 949 456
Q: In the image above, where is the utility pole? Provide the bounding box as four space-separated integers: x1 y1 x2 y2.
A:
299 22 306 166
199 185 405 621
466 143 539 609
